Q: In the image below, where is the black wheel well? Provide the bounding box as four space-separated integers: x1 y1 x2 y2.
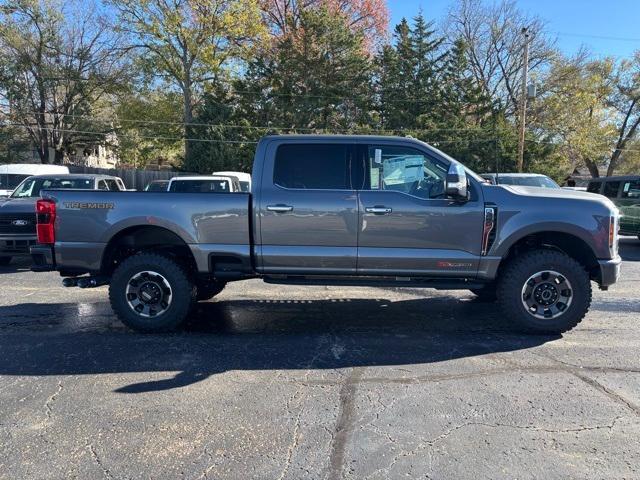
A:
101 226 197 276
501 231 599 278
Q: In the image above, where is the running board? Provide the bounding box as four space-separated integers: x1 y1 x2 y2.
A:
263 275 485 290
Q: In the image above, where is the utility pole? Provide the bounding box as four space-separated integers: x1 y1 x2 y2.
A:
517 27 530 173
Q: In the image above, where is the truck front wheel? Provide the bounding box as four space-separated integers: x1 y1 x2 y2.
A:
497 249 592 334
109 252 196 333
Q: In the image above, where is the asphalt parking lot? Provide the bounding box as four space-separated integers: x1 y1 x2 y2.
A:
1 240 639 479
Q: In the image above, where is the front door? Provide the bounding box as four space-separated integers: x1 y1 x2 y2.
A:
357 144 484 277
258 142 358 274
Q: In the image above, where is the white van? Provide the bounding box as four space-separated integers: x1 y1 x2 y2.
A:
0 164 70 197
212 171 251 192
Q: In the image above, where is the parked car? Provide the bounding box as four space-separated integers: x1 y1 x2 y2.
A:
0 174 125 265
31 135 621 334
481 173 560 188
167 176 240 193
587 175 640 239
212 171 251 192
144 180 169 192
0 164 70 198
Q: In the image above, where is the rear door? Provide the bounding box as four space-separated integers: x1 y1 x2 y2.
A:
257 141 358 274
356 143 484 277
619 178 640 235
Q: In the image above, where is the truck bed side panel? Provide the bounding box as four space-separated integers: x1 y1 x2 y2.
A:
43 190 251 273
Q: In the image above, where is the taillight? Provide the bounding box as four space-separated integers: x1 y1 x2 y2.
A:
36 199 56 244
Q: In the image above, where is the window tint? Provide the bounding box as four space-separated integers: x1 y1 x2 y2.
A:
105 179 119 191
169 179 231 193
365 145 447 199
622 180 640 199
98 180 108 190
0 174 30 189
603 181 620 198
586 181 601 194
274 144 350 190
11 177 94 198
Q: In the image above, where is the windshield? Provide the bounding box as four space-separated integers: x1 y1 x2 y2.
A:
496 175 559 188
0 174 31 191
11 177 94 198
169 179 231 193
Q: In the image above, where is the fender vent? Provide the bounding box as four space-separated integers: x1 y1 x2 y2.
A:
482 206 497 256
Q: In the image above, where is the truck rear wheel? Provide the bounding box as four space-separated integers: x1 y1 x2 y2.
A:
109 252 196 333
497 249 591 334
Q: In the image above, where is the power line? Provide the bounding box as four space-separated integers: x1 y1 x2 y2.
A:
553 31 640 43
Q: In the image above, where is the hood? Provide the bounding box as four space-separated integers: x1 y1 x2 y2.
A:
496 185 618 212
0 196 38 214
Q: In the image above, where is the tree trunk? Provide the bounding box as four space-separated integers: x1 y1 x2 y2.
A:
584 159 599 178
54 148 65 164
183 82 194 167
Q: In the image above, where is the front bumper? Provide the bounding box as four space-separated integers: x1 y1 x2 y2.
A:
30 244 55 272
0 235 37 256
597 256 622 287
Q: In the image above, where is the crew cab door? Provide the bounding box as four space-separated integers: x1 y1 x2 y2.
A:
257 141 358 274
357 143 484 276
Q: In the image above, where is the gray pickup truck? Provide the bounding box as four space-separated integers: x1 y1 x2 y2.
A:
30 135 621 334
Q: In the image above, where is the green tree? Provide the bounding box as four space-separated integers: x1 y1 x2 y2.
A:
235 6 372 132
110 0 265 164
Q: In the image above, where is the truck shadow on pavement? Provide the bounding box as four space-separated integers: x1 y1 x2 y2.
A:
0 295 558 393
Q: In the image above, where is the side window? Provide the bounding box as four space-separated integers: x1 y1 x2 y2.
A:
586 181 601 194
274 144 350 190
603 181 620 199
98 180 108 190
622 180 640 199
105 179 119 191
366 145 447 199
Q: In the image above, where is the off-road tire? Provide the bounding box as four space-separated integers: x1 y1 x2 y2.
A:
0 256 11 266
109 252 195 333
196 280 226 301
497 249 591 334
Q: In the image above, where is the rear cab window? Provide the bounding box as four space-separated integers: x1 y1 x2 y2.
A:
603 181 621 199
587 181 602 194
273 144 351 190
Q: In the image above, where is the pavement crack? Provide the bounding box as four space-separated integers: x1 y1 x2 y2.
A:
87 444 113 479
275 334 329 480
44 380 63 420
571 371 640 415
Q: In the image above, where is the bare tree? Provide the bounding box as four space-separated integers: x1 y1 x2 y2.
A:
607 52 640 176
0 0 129 164
445 0 556 116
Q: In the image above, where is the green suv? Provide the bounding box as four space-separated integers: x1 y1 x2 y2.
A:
587 175 640 239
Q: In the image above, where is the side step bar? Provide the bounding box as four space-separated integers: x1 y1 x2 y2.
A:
263 275 485 290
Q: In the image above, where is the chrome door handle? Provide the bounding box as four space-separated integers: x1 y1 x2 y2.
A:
365 206 392 214
266 204 293 213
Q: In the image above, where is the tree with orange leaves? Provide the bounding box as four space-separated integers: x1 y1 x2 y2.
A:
259 0 388 49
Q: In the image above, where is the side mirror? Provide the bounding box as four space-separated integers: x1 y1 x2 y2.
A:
445 163 468 200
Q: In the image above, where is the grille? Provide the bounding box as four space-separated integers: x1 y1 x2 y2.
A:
0 213 37 234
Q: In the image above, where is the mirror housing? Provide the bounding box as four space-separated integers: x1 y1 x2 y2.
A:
445 163 468 201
